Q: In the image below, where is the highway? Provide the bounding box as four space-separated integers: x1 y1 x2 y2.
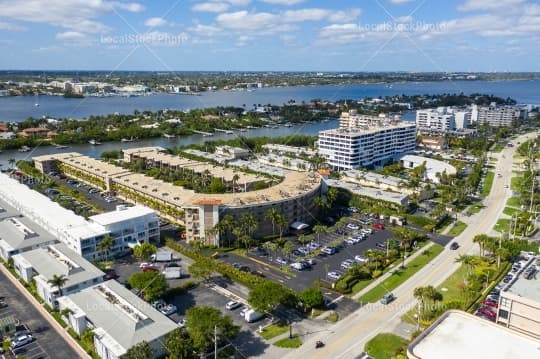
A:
282 132 536 359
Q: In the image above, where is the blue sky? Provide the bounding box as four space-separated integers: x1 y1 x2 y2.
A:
0 0 538 71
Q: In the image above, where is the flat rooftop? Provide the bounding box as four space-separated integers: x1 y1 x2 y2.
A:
0 173 108 240
320 121 416 136
324 178 408 206
342 169 403 188
408 311 540 359
89 205 156 227
0 196 58 252
504 256 540 302
14 243 104 287
58 280 176 356
33 152 131 178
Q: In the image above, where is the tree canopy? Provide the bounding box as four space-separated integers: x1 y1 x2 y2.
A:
185 306 240 354
248 281 290 313
127 271 168 302
133 242 158 262
121 341 154 359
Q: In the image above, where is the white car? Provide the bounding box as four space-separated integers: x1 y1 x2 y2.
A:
139 262 150 268
178 318 186 327
226 301 242 310
321 247 336 255
345 238 356 245
328 271 342 280
347 223 360 230
239 307 249 317
355 255 368 263
341 260 355 270
11 335 33 349
160 304 177 316
308 242 320 250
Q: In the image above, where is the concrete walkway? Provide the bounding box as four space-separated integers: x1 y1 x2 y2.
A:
0 263 90 359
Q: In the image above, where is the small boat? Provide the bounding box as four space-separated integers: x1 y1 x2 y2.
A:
34 103 40 107
53 143 68 149
121 137 134 142
18 145 31 152
163 134 175 139
88 139 101 145
284 123 292 127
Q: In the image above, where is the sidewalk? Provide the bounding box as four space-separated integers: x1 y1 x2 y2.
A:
0 264 90 359
351 242 435 300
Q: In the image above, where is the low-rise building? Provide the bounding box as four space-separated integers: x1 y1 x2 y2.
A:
0 196 58 261
57 280 177 359
215 145 250 159
20 127 56 139
0 172 158 260
399 155 456 183
408 310 540 359
496 254 540 339
324 178 409 207
262 144 317 158
12 243 104 308
419 136 446 151
88 205 160 251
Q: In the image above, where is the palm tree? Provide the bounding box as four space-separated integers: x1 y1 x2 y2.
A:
297 234 312 246
276 213 288 241
47 274 68 298
97 235 114 262
313 224 329 246
232 174 240 193
454 254 476 279
265 208 280 236
473 234 489 256
240 213 258 242
282 241 294 260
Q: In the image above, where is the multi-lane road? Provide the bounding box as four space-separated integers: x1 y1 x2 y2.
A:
282 132 536 359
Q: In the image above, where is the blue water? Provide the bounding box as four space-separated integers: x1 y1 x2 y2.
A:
1 80 538 122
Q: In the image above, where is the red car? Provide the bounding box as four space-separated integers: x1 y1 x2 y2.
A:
373 223 385 230
482 299 498 308
143 266 159 272
477 307 496 318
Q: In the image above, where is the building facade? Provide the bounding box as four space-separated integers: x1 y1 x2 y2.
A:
12 243 104 308
471 104 527 127
416 107 471 134
318 111 416 170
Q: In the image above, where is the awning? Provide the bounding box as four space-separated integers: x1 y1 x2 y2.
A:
290 221 309 230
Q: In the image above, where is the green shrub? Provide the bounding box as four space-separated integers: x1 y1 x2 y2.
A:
372 270 383 279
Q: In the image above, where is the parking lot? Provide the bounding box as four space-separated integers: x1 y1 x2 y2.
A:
0 269 79 359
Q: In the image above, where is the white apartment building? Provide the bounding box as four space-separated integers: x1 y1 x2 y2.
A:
12 243 104 308
471 103 527 127
57 280 177 359
416 107 471 133
0 173 159 260
88 205 160 254
318 111 416 170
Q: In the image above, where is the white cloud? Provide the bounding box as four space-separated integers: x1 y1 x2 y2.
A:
261 0 305 5
0 0 143 33
144 17 168 27
192 2 231 13
190 24 223 36
458 0 526 12
282 8 361 23
56 31 88 41
236 35 251 46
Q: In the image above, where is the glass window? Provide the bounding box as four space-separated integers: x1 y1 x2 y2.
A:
501 297 511 308
498 309 509 319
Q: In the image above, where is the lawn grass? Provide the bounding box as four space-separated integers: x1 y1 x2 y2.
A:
325 311 339 323
481 171 495 197
402 264 469 325
351 279 372 295
503 207 521 216
447 221 467 237
494 218 510 233
259 322 289 340
274 334 302 348
364 333 408 359
466 202 484 215
491 143 505 153
506 197 522 208
358 244 444 303
510 176 521 192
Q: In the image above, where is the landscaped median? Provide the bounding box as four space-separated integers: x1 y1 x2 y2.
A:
481 171 494 197
447 221 468 237
358 244 444 303
259 322 289 340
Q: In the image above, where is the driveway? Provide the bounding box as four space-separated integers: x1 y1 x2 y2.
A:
0 269 79 359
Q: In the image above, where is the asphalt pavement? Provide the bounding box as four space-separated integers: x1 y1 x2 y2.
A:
0 269 79 359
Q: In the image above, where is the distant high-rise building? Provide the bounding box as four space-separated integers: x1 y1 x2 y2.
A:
416 107 471 133
471 103 527 127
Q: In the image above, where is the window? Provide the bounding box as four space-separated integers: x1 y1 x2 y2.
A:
498 309 509 319
500 297 511 308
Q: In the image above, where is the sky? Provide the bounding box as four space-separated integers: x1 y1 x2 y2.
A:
0 0 538 71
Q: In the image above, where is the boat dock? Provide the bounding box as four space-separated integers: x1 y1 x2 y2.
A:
214 129 234 134
192 130 214 137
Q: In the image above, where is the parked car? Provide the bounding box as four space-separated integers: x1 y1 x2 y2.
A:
304 258 315 266
11 335 33 349
298 247 310 255
328 271 342 280
477 307 496 318
143 265 159 272
275 257 288 265
347 223 360 230
340 259 354 270
291 262 307 271
345 238 356 245
450 242 459 250
139 262 150 268
308 242 321 250
178 318 186 327
239 307 249 317
160 304 177 316
226 301 242 310
252 270 265 277
321 247 336 255
482 300 498 308
354 255 368 263
373 223 385 230
380 293 395 305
